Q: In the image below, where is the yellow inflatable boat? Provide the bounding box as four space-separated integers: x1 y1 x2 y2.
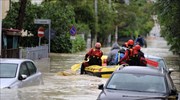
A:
71 55 120 78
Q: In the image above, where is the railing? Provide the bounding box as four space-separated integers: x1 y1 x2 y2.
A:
20 45 49 60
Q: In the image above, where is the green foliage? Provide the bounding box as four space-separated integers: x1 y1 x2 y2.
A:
71 35 86 53
128 0 154 36
3 0 42 47
41 1 75 53
154 0 180 55
2 0 155 53
98 1 114 35
51 34 72 53
2 2 19 28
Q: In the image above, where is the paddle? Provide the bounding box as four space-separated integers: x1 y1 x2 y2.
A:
71 63 81 72
145 58 159 67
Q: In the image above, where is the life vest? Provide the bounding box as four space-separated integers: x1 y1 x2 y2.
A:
127 49 147 66
126 48 141 66
87 48 103 66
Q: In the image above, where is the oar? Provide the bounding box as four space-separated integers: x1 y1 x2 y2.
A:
71 63 81 72
145 58 159 67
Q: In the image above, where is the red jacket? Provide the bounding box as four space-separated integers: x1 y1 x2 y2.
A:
85 48 103 59
119 48 133 64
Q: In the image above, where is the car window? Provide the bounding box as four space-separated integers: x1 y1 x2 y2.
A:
106 73 166 93
19 63 30 76
0 63 18 78
26 61 37 75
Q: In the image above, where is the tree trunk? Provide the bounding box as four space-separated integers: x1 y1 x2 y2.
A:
16 0 27 30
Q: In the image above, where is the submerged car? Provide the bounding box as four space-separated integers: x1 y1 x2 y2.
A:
0 58 43 89
97 66 179 100
145 55 174 74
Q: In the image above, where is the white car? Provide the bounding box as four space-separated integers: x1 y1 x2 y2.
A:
0 58 43 89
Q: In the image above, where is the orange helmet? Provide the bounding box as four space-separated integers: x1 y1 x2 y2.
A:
128 39 134 46
95 42 101 49
134 45 141 51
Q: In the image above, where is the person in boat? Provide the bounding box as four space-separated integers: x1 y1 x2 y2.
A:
80 42 103 74
107 42 120 65
133 44 147 66
121 42 128 50
110 42 128 65
118 39 135 65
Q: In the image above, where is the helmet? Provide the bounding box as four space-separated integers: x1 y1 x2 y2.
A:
134 45 141 51
128 39 134 46
95 42 101 49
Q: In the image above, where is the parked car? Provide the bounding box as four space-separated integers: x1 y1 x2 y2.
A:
145 55 174 74
97 66 179 100
0 58 43 89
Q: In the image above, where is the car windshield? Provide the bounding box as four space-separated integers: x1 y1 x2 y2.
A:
106 73 166 93
0 63 18 78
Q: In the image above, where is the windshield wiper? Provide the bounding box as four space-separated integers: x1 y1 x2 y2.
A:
106 88 118 90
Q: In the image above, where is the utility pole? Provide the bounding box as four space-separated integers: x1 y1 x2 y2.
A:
94 0 98 44
108 0 112 46
0 0 2 57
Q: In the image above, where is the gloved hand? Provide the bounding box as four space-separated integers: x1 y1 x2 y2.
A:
118 61 122 65
84 58 87 61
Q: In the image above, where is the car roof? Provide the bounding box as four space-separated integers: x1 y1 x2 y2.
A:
115 66 164 76
0 58 34 64
145 55 163 60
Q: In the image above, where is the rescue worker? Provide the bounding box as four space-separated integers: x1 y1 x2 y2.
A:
122 42 128 49
118 39 134 65
80 42 103 74
133 44 147 66
107 42 120 65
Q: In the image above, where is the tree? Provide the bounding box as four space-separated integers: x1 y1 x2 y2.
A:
16 0 27 30
154 0 180 55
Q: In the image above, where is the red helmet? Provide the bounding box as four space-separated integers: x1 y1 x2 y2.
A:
95 42 101 49
128 39 134 46
134 45 141 51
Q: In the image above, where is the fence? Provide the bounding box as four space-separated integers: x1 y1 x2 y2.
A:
20 45 49 60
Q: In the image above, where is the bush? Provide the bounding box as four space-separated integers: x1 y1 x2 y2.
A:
71 35 86 53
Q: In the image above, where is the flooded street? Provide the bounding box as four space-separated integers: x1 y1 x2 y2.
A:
1 24 180 100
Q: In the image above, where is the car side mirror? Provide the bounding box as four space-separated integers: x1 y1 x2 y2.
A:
170 89 177 95
169 68 174 74
19 74 27 80
98 84 104 90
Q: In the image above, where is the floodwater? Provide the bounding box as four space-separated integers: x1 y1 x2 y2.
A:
1 24 180 100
